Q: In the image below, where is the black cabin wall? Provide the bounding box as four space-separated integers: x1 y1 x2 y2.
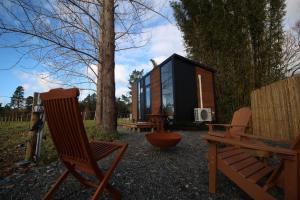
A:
173 57 197 124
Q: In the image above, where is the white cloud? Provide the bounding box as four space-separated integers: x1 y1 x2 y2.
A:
116 86 129 97
115 64 129 84
0 97 5 105
17 71 62 97
147 23 186 57
86 63 129 84
113 22 186 97
151 56 168 65
36 73 62 91
285 0 300 27
87 64 98 83
22 83 32 91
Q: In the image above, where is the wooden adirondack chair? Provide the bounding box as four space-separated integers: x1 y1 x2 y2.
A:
40 88 128 200
207 107 252 138
207 107 273 158
203 133 300 200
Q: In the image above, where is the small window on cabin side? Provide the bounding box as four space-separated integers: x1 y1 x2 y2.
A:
145 75 151 113
161 61 174 114
138 81 141 120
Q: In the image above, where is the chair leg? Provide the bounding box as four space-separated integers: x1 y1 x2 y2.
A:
208 143 217 193
43 169 70 200
92 145 127 200
91 183 121 200
106 183 121 200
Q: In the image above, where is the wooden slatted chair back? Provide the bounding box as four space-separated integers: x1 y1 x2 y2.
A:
230 107 251 136
290 134 300 150
40 88 93 165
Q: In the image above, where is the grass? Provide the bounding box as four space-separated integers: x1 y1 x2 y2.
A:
117 118 131 125
0 120 124 176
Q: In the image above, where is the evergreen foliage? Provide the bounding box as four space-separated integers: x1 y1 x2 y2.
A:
80 93 97 119
10 86 25 109
171 0 286 121
25 96 33 111
128 69 144 98
116 95 131 117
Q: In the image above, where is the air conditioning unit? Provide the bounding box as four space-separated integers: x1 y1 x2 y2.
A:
194 108 212 122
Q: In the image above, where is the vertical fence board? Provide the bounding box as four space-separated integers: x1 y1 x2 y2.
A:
251 75 300 140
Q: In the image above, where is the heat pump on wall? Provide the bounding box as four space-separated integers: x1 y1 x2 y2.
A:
194 108 212 122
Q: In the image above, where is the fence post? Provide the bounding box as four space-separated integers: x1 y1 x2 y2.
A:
25 93 44 162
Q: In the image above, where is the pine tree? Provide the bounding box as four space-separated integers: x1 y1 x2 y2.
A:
171 0 286 122
10 86 25 109
25 96 33 111
128 69 144 98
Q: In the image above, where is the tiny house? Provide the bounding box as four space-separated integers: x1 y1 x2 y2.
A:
131 54 216 128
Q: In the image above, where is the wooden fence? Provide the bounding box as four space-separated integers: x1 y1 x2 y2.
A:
0 112 31 125
251 75 300 140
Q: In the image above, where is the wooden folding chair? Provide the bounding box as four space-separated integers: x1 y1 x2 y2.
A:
203 134 300 200
40 88 128 200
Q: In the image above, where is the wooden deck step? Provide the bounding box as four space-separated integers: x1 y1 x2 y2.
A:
231 157 258 171
247 166 273 183
223 153 252 165
239 162 265 178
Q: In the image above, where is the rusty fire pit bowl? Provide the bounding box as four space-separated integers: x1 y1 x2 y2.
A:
145 132 182 149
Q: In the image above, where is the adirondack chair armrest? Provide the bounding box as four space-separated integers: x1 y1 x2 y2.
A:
203 134 298 157
206 123 231 127
206 123 231 133
206 124 248 135
230 124 249 128
236 133 292 144
208 132 226 138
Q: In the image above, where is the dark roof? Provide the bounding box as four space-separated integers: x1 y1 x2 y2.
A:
141 53 216 79
158 53 216 73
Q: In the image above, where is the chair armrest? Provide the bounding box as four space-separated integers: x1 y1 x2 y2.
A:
236 133 292 144
206 123 248 129
230 124 249 128
206 123 231 133
202 134 297 157
206 123 231 127
208 132 226 138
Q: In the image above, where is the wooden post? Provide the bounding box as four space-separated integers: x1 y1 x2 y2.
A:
25 92 44 161
208 142 217 193
284 154 299 200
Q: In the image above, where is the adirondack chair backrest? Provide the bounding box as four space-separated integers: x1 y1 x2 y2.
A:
230 107 252 137
40 88 93 164
290 134 300 150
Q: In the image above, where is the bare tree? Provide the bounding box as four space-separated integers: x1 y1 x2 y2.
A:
0 0 167 134
282 20 300 76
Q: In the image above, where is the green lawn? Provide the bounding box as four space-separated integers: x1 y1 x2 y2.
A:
0 120 124 177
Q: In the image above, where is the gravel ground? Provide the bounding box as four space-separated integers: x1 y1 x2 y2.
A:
0 130 281 200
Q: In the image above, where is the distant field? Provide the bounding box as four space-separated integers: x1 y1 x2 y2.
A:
0 119 126 177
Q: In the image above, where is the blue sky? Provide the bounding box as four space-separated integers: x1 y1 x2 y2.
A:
0 0 299 105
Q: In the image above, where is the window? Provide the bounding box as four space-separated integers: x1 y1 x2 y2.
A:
161 61 174 113
145 75 151 113
137 81 141 119
145 75 150 85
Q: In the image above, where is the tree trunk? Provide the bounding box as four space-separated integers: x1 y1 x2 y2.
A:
95 6 104 128
100 0 117 134
95 64 102 127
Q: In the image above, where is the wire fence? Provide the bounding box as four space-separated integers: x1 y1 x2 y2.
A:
0 112 31 125
81 111 130 120
0 111 131 125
